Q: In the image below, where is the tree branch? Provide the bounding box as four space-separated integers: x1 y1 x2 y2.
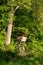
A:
14 3 23 14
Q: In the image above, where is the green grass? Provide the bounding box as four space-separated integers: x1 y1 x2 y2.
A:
0 49 43 65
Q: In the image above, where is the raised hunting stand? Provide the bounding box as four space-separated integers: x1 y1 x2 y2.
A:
16 32 27 56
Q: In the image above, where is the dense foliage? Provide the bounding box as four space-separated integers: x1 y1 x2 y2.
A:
0 0 43 65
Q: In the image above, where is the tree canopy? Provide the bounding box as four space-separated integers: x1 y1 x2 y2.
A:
0 0 43 65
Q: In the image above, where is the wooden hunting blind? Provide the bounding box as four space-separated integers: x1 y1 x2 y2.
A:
16 31 27 42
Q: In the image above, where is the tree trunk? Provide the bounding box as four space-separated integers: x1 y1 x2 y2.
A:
6 0 14 44
6 1 23 45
